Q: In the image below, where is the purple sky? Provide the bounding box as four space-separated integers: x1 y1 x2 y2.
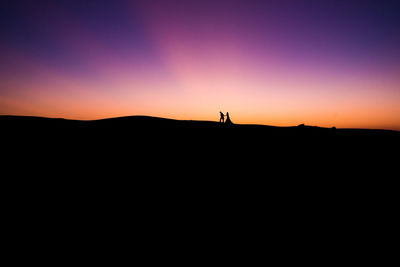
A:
1 0 400 129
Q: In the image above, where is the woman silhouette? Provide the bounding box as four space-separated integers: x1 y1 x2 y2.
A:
225 112 233 124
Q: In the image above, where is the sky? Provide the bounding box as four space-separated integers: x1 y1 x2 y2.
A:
1 0 399 130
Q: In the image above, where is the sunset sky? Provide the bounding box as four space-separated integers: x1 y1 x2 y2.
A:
1 0 399 130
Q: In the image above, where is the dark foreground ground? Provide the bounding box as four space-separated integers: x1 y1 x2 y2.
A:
2 115 398 257
2 114 399 192
2 115 398 166
2 114 399 137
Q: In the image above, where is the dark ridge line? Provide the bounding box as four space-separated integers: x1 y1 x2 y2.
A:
0 114 399 133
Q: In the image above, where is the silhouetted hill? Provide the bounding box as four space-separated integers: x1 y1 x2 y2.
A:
2 115 398 231
2 114 398 168
2 115 398 173
2 115 398 136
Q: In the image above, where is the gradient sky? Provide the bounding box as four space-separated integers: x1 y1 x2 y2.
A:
1 0 400 130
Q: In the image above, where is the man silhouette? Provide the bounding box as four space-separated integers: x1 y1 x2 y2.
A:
219 111 225 123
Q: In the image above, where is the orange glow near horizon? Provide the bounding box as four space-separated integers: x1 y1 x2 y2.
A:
1 1 400 131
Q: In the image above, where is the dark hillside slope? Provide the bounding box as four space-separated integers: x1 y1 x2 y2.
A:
2 115 398 165
2 115 398 217
2 115 398 170
2 115 398 136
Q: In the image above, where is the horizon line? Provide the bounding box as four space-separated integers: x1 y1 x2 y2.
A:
1 114 399 133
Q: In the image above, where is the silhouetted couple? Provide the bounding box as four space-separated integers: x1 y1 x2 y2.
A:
219 111 232 124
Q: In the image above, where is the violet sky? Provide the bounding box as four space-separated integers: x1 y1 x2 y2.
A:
1 0 400 129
